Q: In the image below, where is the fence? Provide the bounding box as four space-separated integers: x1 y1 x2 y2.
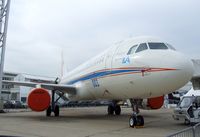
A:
167 123 200 137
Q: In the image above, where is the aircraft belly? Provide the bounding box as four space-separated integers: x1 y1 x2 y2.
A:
98 73 148 99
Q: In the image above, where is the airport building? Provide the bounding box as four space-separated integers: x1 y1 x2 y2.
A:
1 72 56 102
1 72 18 101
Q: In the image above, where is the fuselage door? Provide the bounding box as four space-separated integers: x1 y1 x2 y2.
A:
105 46 119 69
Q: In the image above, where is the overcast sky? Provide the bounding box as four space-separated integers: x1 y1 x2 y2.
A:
4 0 200 77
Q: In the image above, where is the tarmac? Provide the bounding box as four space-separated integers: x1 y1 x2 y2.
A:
0 107 188 137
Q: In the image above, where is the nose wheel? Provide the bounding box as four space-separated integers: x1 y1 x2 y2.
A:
129 99 144 128
129 115 144 128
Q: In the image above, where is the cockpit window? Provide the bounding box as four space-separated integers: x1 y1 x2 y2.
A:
165 43 176 50
135 43 148 53
127 45 138 55
148 42 168 50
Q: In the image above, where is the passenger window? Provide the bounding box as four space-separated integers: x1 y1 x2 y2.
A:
148 43 168 50
135 43 148 53
127 45 138 55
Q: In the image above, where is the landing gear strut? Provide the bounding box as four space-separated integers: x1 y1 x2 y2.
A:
107 101 121 115
129 99 144 128
46 89 63 117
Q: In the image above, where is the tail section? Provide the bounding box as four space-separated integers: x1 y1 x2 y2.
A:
60 49 68 79
61 50 64 78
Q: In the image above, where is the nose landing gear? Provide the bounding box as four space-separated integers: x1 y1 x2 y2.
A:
129 114 144 128
129 99 144 128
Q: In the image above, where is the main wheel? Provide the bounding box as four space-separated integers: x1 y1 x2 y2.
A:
107 105 114 115
129 116 136 128
54 105 60 117
136 115 144 126
114 105 121 115
46 106 51 117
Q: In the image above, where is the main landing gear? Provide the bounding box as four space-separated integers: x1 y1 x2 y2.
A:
46 90 63 117
107 101 121 115
46 105 60 117
129 99 144 128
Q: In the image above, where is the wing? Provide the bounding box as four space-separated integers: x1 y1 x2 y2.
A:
2 80 76 95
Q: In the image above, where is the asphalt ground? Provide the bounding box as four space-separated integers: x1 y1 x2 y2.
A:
0 107 188 137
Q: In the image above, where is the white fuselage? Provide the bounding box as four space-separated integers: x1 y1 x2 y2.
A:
61 36 194 101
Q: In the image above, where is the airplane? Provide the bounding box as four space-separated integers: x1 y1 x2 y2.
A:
3 36 194 128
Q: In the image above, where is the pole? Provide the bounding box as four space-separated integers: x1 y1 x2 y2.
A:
0 0 11 112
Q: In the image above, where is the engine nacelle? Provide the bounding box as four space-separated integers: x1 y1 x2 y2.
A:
27 88 51 112
141 96 164 110
147 96 164 109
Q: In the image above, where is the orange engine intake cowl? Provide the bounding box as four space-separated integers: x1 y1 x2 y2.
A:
27 88 51 112
147 96 164 109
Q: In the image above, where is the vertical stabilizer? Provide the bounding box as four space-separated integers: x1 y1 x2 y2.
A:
61 50 64 78
60 49 68 79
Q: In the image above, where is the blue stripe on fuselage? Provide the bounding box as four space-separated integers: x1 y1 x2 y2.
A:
67 69 141 85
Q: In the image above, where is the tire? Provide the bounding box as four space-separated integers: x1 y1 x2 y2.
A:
46 106 51 117
136 115 144 126
54 105 60 117
107 105 114 115
115 105 121 115
129 116 136 128
184 119 190 125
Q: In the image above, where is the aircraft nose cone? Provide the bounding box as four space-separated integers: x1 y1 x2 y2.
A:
155 51 194 94
165 52 194 90
176 53 194 82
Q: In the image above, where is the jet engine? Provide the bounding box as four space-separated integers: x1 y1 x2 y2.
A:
137 96 164 110
147 96 164 109
27 88 51 112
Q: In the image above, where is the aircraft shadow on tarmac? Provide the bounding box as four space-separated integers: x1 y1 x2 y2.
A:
0 109 187 127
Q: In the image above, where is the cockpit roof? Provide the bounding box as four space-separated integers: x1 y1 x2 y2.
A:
121 36 163 44
115 36 176 54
